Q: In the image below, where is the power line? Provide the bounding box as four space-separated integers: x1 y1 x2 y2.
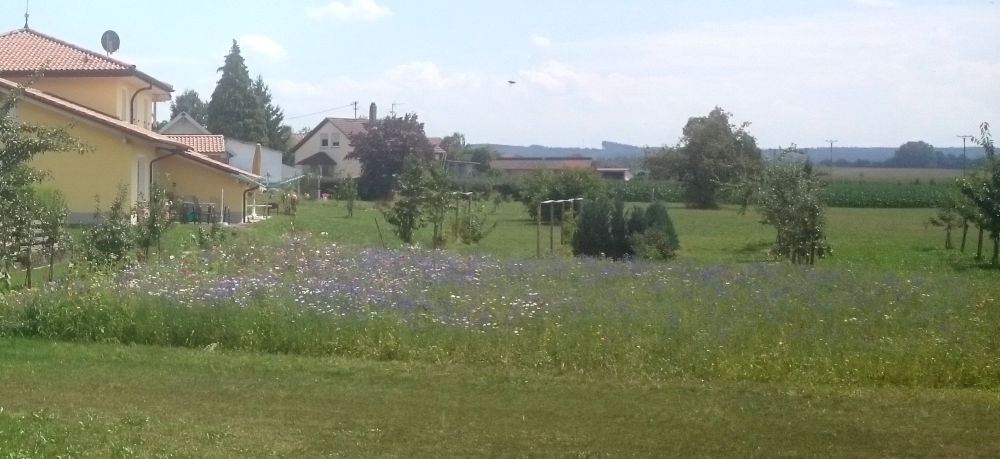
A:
286 102 355 120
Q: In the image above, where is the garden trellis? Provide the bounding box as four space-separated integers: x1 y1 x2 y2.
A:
536 198 583 257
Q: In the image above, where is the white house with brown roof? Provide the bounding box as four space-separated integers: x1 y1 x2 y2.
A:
290 117 367 178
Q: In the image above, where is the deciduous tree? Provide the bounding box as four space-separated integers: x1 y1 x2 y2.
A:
0 86 86 289
169 89 208 126
643 107 761 208
347 113 434 200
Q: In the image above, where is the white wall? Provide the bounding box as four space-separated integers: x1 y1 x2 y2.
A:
225 138 291 182
293 121 362 178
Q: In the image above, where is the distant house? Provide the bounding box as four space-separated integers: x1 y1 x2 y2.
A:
158 112 210 135
290 117 367 178
427 137 448 161
160 114 300 183
596 167 633 180
490 156 595 177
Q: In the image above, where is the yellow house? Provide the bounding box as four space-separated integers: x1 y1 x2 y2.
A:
0 27 261 223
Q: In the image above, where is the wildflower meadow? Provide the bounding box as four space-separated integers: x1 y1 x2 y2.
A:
4 234 997 388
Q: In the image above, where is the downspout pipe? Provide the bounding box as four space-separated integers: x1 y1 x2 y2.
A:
150 148 180 187
243 185 260 223
130 84 153 125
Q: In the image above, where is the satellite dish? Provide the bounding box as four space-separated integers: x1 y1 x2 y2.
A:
100 30 120 55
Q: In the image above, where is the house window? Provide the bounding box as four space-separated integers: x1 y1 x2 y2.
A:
320 133 329 148
331 133 341 147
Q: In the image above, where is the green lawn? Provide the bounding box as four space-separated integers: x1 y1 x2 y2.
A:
3 200 997 456
252 200 973 274
1 338 997 457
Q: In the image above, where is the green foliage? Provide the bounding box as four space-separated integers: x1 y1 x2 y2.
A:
957 122 1000 264
206 41 268 144
382 158 453 245
572 198 612 257
821 181 947 208
629 202 679 260
135 181 173 257
886 140 939 168
644 107 761 208
252 75 291 152
0 86 86 287
468 146 494 173
82 187 135 266
732 146 829 264
168 89 208 126
192 223 229 250
337 177 358 217
347 113 434 200
456 200 498 245
521 169 606 222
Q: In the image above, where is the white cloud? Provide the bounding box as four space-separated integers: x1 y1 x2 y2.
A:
851 0 901 7
273 4 999 148
307 0 390 21
238 34 287 61
531 33 552 48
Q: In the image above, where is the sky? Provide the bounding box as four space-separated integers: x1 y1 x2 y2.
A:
7 0 999 148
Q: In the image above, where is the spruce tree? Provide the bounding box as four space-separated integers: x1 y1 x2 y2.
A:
252 75 291 151
207 41 267 144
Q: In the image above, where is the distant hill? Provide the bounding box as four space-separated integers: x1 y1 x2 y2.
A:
474 141 986 164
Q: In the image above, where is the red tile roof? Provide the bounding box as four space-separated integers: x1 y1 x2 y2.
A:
165 135 227 154
0 77 257 180
491 157 594 171
0 28 172 91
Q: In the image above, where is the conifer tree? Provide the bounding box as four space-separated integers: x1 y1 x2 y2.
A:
207 41 267 144
252 75 291 151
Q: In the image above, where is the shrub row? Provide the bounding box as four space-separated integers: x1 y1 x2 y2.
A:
454 176 946 208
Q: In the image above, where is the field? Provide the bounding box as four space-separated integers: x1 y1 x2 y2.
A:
827 166 964 182
2 200 998 456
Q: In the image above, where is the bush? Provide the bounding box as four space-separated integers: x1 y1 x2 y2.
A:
521 170 607 223
573 200 679 260
82 187 134 265
629 202 679 260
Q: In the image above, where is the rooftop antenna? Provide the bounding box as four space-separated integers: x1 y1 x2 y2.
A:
390 102 402 116
101 30 120 56
23 0 29 29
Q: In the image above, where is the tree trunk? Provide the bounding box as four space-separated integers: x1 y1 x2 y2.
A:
993 232 999 266
945 227 953 250
976 227 984 261
960 220 969 252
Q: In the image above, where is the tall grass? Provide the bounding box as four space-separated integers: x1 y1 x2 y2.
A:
1 235 997 388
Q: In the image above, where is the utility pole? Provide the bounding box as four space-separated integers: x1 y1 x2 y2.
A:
390 102 402 116
824 139 838 175
351 101 359 119
957 135 975 176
